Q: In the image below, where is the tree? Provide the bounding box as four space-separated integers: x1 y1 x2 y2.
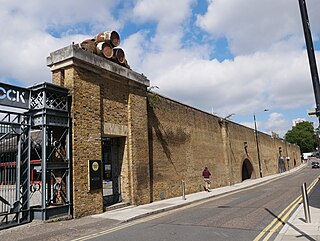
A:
284 121 317 153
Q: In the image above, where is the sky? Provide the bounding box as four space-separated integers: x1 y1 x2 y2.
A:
1 0 320 137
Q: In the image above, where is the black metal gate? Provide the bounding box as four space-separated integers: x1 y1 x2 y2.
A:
0 110 31 229
0 82 71 230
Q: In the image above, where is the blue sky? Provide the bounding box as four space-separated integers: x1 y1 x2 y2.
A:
1 0 320 137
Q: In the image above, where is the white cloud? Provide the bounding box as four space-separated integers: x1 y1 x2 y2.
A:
146 49 315 117
196 0 320 55
121 32 147 70
0 0 123 86
121 0 319 140
265 112 291 137
132 0 194 29
131 0 195 51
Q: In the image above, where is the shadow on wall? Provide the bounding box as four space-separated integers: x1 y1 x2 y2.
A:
147 104 192 200
224 123 238 172
148 107 191 171
148 107 175 172
147 106 174 202
278 157 286 173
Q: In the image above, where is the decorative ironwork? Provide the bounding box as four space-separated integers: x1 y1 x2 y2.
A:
1 82 71 229
29 82 71 220
30 90 67 111
0 111 30 229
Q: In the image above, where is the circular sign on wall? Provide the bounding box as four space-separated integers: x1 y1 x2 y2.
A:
92 161 99 171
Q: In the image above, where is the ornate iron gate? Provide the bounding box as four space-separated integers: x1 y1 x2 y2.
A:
0 110 31 229
0 82 71 230
29 83 71 220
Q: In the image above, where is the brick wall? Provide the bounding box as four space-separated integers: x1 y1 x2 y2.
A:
60 67 103 218
148 93 301 201
128 85 151 204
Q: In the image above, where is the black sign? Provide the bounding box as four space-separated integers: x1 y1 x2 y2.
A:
88 160 102 191
0 82 30 109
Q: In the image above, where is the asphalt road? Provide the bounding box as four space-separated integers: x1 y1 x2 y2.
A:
84 165 319 241
0 165 319 241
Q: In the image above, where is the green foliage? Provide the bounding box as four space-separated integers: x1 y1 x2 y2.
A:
284 121 317 153
148 92 159 109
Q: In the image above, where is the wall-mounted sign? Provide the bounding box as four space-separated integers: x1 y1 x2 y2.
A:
0 82 30 109
88 160 102 191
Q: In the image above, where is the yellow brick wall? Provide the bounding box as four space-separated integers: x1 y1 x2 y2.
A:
148 93 301 201
56 67 103 218
127 85 150 204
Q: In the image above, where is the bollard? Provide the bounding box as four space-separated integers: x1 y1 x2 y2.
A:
182 179 186 200
301 182 311 223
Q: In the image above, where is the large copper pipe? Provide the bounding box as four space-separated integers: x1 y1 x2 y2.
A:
96 42 113 58
95 31 120 47
111 48 125 64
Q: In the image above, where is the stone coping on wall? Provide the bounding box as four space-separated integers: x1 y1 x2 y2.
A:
47 44 150 87
147 91 299 149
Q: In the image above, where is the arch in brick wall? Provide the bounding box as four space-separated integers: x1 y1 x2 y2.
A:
242 159 255 181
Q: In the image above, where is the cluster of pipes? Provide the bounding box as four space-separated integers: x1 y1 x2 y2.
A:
79 30 130 69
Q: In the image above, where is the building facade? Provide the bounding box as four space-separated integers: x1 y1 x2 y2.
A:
47 44 301 218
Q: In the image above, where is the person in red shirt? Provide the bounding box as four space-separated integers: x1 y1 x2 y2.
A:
202 167 211 192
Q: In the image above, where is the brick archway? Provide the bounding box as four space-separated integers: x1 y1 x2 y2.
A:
242 159 256 181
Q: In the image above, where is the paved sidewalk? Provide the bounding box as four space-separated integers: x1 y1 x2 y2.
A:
275 178 320 241
93 166 306 222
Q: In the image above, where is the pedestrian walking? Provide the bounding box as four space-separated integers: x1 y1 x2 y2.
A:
202 167 211 191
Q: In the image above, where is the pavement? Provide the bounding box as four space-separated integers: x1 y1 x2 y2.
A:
94 164 308 223
0 162 319 241
93 162 320 241
275 168 320 241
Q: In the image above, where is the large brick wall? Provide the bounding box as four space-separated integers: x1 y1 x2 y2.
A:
148 93 301 202
147 95 228 201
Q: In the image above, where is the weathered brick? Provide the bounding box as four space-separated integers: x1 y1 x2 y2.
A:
47 45 301 218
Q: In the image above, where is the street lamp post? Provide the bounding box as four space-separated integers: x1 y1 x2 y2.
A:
254 109 268 178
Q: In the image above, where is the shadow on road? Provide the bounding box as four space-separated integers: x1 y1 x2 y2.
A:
265 208 316 241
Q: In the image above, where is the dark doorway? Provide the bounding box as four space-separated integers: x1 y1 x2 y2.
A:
242 159 254 181
102 138 123 207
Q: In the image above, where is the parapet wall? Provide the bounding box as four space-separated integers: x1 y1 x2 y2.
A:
148 93 301 202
